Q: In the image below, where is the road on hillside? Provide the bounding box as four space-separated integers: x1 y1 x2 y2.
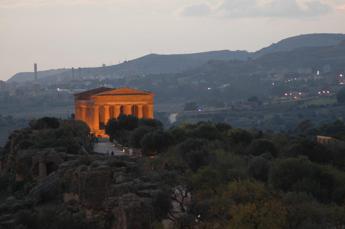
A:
93 141 126 156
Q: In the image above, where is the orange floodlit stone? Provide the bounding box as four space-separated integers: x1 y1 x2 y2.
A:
74 87 154 137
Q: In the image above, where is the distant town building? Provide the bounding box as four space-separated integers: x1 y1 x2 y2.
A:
74 87 154 137
316 135 337 145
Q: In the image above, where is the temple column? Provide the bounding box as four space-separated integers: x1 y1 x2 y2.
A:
138 105 143 119
75 105 80 120
80 106 86 122
104 105 110 124
114 105 121 118
92 105 100 131
148 104 154 119
125 104 132 115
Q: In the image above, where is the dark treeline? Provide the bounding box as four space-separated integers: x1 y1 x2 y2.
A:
1 116 345 228
106 115 345 228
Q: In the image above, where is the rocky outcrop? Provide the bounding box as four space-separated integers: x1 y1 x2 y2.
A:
61 157 165 228
109 193 153 229
0 121 171 228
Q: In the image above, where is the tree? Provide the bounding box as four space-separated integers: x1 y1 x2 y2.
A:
284 139 332 164
140 130 172 155
105 118 119 141
168 126 189 144
215 123 232 133
175 139 211 172
189 166 222 194
336 88 345 104
29 117 60 130
269 157 345 203
229 200 287 229
295 120 314 135
227 129 253 145
282 192 333 229
226 180 287 229
248 156 271 181
117 114 138 130
247 139 278 157
269 157 317 193
152 190 172 221
191 123 222 141
138 118 163 129
105 115 139 144
129 126 152 148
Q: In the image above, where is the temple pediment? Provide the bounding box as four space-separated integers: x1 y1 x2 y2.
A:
94 87 153 97
74 87 112 100
75 87 153 100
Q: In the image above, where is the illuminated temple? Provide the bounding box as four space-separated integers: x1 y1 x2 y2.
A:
74 87 154 137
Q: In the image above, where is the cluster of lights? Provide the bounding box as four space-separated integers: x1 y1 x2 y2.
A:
318 90 330 95
284 92 303 96
285 78 298 83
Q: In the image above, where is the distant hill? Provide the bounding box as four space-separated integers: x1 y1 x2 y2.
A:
151 40 345 101
186 40 345 82
7 33 345 84
7 50 250 84
9 69 69 83
255 40 345 70
256 33 345 57
110 50 250 74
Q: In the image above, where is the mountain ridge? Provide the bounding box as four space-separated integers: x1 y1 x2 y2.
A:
7 33 345 84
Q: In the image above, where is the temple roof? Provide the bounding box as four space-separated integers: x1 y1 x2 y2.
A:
74 87 112 100
75 87 153 100
95 87 153 96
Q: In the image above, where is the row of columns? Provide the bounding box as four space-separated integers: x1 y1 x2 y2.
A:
76 104 154 132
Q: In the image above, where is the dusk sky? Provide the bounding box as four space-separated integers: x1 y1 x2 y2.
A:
1 0 345 81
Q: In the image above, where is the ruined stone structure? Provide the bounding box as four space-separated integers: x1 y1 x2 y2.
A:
74 87 154 137
316 135 337 145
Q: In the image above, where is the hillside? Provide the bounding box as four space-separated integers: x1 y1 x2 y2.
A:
256 33 345 57
7 50 250 84
9 69 69 83
119 40 345 105
7 33 345 84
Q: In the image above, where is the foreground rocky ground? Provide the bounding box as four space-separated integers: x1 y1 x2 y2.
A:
0 118 172 229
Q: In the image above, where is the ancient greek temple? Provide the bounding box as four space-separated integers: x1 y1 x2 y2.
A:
74 87 154 137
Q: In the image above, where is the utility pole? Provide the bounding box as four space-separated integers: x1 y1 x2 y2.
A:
34 63 38 81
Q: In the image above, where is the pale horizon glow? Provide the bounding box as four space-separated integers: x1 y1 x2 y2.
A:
1 0 345 80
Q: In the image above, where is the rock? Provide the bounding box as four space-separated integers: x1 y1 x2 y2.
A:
109 193 154 229
28 173 61 204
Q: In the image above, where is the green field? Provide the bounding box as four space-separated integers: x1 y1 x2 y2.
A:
299 96 337 108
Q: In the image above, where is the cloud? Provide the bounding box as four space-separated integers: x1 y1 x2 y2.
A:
336 3 345 10
0 0 119 8
180 0 333 18
180 3 212 17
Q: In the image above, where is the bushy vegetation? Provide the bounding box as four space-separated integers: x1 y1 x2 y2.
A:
3 116 345 228
106 115 168 155
107 118 345 228
2 117 92 156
